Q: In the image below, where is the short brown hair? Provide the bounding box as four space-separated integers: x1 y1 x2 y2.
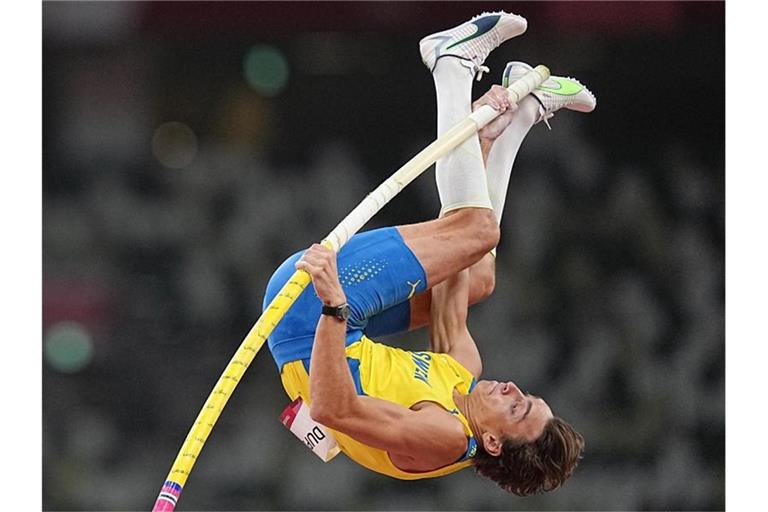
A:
472 417 585 496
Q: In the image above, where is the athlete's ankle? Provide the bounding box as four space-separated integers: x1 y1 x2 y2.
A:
515 96 540 129
433 57 476 84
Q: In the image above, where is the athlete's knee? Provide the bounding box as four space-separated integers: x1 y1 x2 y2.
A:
459 208 500 255
478 260 497 303
470 254 496 304
447 208 499 259
481 270 496 300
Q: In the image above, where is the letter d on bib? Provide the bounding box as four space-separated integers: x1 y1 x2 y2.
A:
279 397 341 462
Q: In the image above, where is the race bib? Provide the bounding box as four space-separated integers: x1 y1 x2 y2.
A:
279 397 340 462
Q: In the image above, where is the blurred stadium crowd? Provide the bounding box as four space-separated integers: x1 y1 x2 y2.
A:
43 2 724 510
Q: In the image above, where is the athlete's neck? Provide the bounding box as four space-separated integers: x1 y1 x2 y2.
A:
452 390 484 448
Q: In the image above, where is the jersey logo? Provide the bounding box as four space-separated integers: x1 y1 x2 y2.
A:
412 351 432 386
406 279 422 299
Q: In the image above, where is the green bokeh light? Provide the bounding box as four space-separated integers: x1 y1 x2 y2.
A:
243 44 289 97
44 321 94 373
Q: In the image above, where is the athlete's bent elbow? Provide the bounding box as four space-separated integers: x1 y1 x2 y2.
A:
309 401 351 429
309 403 333 425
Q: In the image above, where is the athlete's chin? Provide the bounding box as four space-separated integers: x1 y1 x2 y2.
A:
478 379 499 395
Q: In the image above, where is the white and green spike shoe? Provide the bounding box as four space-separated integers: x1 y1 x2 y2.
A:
419 12 528 81
503 61 596 128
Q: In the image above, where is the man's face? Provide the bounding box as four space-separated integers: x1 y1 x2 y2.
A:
472 380 553 444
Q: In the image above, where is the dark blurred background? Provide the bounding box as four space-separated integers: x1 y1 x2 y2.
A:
42 2 724 510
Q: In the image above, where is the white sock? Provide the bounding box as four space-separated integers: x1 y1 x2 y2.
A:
485 96 539 225
432 59 493 216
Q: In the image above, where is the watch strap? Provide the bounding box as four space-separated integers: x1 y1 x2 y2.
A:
321 303 350 320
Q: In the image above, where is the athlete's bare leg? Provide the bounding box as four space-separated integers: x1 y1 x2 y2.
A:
402 83 531 330
407 253 494 329
391 38 504 291
397 208 499 290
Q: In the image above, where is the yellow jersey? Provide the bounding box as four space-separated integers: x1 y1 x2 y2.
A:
280 335 478 479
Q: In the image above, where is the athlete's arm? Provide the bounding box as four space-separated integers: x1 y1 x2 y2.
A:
294 244 351 429
296 245 467 463
311 315 466 460
429 267 483 378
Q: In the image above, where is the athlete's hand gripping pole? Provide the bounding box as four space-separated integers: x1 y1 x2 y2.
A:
151 64 550 512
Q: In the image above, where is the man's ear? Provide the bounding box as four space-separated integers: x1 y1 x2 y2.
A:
482 431 502 457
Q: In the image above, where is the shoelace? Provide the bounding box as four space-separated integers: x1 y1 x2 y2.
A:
458 60 490 81
527 95 556 130
541 111 555 130
474 64 490 81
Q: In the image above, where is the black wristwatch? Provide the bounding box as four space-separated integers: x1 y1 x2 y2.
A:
321 303 351 322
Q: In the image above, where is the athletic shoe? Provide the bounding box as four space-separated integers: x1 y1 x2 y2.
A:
420 12 528 80
502 61 596 128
